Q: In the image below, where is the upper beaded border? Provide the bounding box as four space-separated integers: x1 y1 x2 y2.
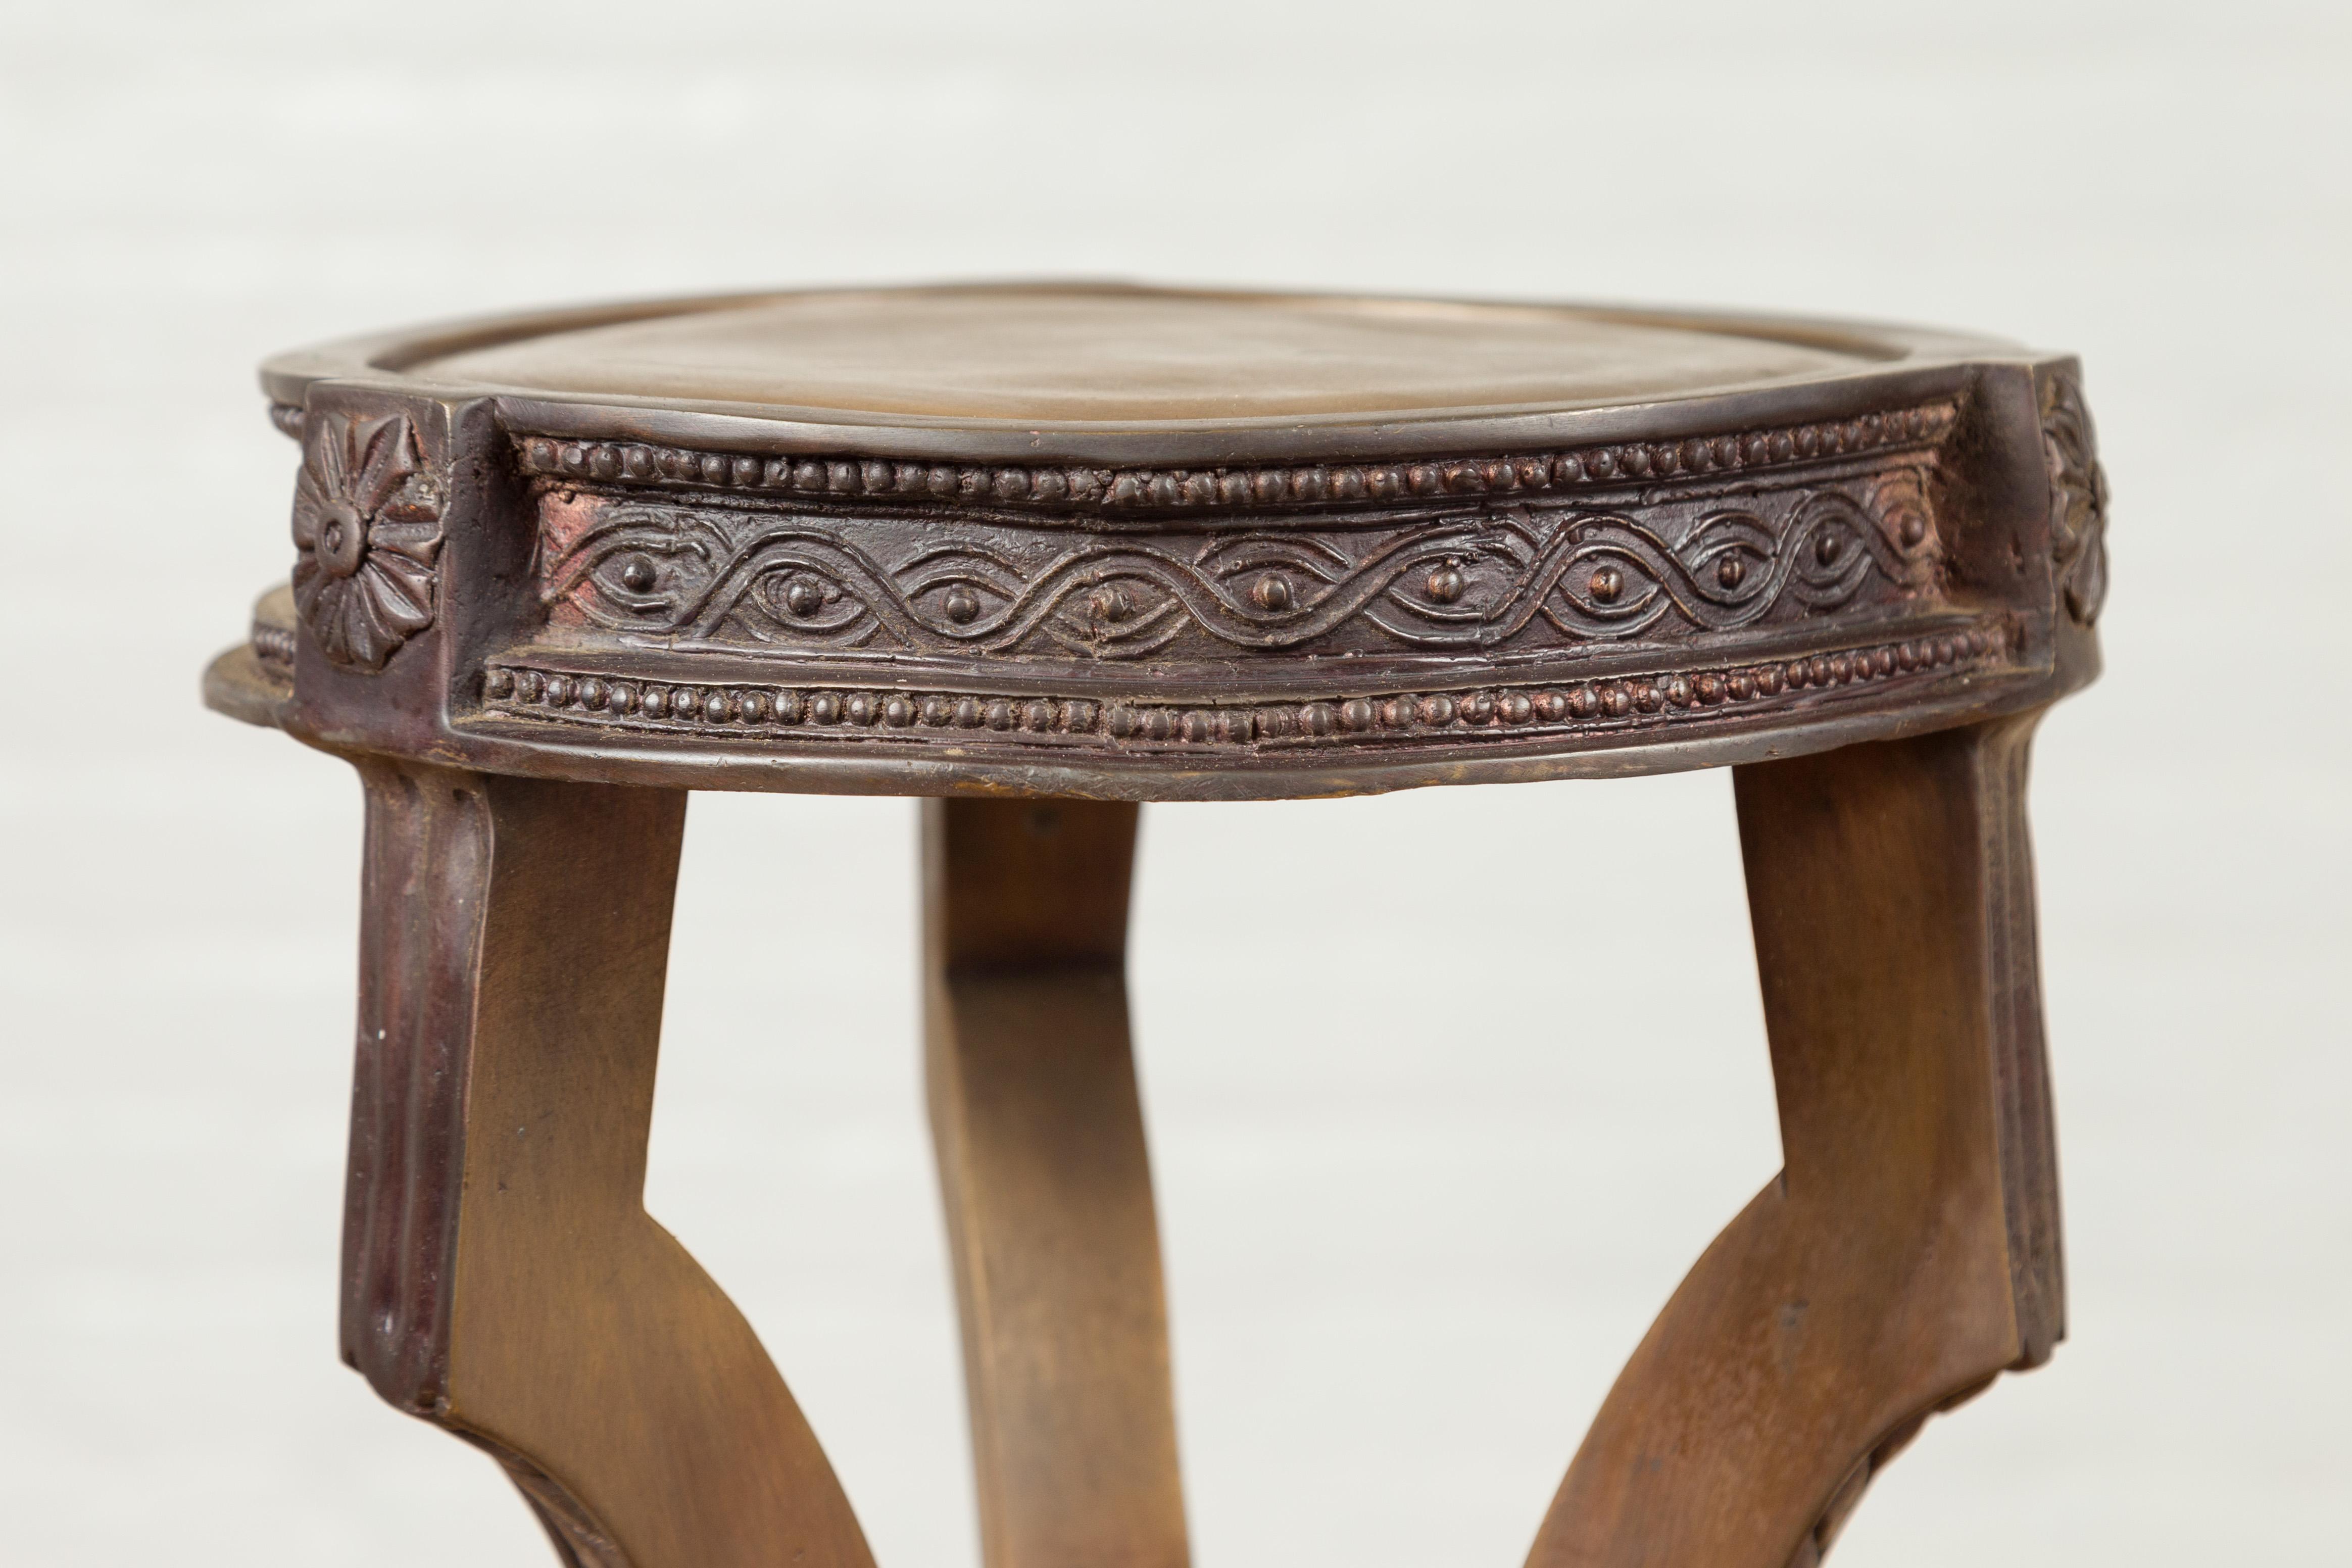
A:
263 399 1970 507
498 401 1955 512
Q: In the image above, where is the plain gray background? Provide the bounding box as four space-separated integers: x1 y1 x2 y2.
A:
2 2 2345 1563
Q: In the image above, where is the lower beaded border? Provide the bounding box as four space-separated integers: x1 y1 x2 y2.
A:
477 616 2016 750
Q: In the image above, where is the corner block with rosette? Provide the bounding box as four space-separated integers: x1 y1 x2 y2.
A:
205 284 2104 1568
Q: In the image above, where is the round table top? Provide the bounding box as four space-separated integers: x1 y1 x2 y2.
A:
215 284 2104 800
396 288 1887 425
261 282 2011 462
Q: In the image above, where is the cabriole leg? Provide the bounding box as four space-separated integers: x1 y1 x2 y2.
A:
1527 714 2064 1568
341 762 874 1568
922 798 1190 1568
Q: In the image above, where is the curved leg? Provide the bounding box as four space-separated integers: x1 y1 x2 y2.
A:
341 762 875 1568
1527 714 2064 1568
922 799 1190 1568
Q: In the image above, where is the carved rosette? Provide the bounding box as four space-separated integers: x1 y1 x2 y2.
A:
2039 371 2108 626
292 414 446 670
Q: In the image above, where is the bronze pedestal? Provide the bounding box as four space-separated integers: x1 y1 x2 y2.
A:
208 283 2105 1568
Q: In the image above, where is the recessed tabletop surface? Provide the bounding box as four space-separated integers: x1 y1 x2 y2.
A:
390 286 1906 427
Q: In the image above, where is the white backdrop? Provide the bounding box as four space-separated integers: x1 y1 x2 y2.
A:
2 3 2345 1564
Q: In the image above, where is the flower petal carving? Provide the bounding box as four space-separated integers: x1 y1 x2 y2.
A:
2040 370 2109 626
290 414 446 670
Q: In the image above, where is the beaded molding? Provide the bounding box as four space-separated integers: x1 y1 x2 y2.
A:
489 401 1958 514
252 615 297 667
479 616 2015 751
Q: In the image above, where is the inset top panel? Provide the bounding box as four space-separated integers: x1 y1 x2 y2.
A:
396 287 1891 426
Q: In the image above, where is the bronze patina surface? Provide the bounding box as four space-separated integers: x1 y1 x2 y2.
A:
207 283 2104 1568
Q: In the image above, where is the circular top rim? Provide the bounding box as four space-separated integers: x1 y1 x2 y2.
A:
261 281 2032 464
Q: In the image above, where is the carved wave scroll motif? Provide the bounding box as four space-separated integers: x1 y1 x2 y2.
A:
536 467 1947 665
